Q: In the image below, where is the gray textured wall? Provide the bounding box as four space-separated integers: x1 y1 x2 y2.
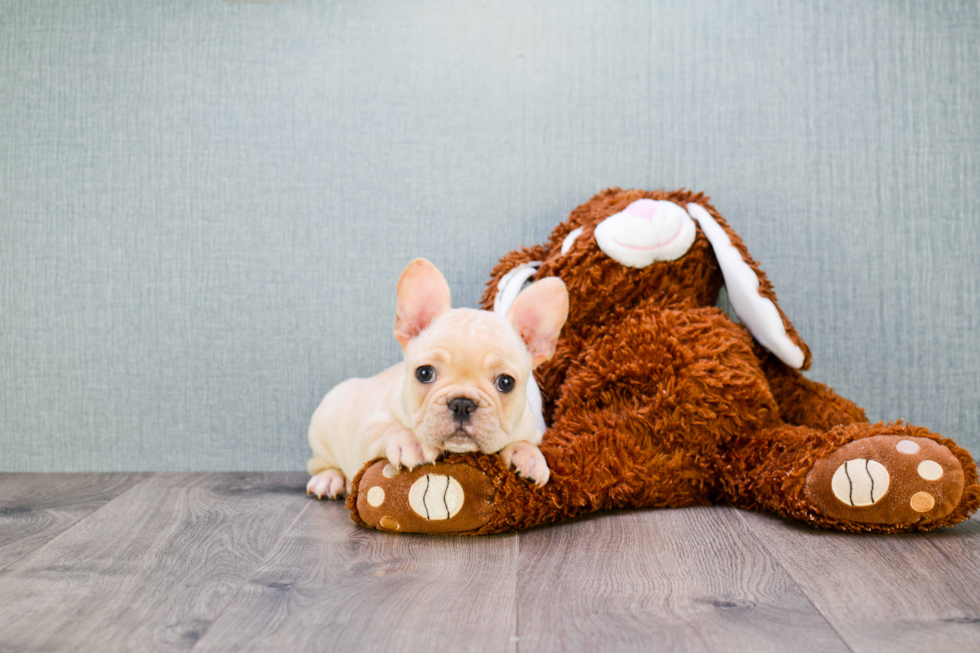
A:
1 0 978 471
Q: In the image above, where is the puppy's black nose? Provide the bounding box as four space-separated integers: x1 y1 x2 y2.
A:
448 397 477 422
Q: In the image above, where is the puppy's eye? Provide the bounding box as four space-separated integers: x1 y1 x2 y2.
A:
415 365 436 384
495 374 515 393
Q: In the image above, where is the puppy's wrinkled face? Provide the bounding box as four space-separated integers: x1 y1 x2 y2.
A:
393 258 568 455
403 309 531 454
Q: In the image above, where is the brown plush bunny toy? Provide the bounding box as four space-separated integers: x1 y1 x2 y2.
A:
348 188 979 534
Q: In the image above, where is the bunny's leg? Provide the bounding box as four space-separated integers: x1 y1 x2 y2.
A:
348 305 777 534
347 401 701 534
715 421 979 532
759 352 868 430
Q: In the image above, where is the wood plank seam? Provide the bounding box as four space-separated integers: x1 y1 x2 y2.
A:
0 473 312 651
186 501 314 653
734 508 980 651
512 506 853 652
732 509 857 653
0 472 158 574
514 532 521 652
191 499 521 651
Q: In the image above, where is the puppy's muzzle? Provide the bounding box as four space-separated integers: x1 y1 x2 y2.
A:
448 397 477 423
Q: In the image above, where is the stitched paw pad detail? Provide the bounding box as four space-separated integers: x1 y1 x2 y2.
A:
830 459 890 506
806 435 965 525
408 474 465 520
352 459 496 533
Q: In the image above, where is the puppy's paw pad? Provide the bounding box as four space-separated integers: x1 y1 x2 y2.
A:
307 469 347 500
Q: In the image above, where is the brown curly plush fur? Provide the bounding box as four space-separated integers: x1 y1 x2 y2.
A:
349 188 979 534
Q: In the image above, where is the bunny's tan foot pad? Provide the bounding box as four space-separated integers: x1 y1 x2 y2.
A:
348 459 497 534
806 435 965 526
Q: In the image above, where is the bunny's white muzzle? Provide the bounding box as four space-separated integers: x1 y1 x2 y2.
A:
593 199 698 268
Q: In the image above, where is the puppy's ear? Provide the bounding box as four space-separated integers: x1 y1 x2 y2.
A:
394 259 451 349
507 277 569 367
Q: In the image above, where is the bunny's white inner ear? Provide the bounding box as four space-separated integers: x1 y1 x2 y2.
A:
686 203 805 369
561 227 583 255
493 260 547 434
493 262 542 314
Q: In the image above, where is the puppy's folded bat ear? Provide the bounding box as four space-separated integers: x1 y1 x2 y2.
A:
507 277 569 368
394 258 452 349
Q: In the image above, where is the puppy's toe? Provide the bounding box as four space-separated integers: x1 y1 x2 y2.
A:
502 443 550 487
307 469 347 500
386 435 429 470
518 453 550 487
328 473 346 498
385 442 405 469
399 443 423 470
420 444 441 464
530 459 550 487
306 475 326 499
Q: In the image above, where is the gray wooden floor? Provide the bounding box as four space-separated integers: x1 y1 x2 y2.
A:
0 473 978 652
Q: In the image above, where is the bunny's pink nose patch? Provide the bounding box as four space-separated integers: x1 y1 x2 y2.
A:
624 199 659 222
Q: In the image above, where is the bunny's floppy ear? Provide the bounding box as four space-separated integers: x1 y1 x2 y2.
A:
686 202 812 370
481 244 551 311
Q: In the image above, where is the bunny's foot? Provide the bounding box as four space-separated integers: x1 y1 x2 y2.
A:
347 454 524 534
805 432 973 528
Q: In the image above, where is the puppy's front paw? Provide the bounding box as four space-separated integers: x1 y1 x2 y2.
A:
383 430 438 471
501 441 550 487
307 469 347 500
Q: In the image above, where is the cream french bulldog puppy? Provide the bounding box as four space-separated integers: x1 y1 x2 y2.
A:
306 258 569 499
